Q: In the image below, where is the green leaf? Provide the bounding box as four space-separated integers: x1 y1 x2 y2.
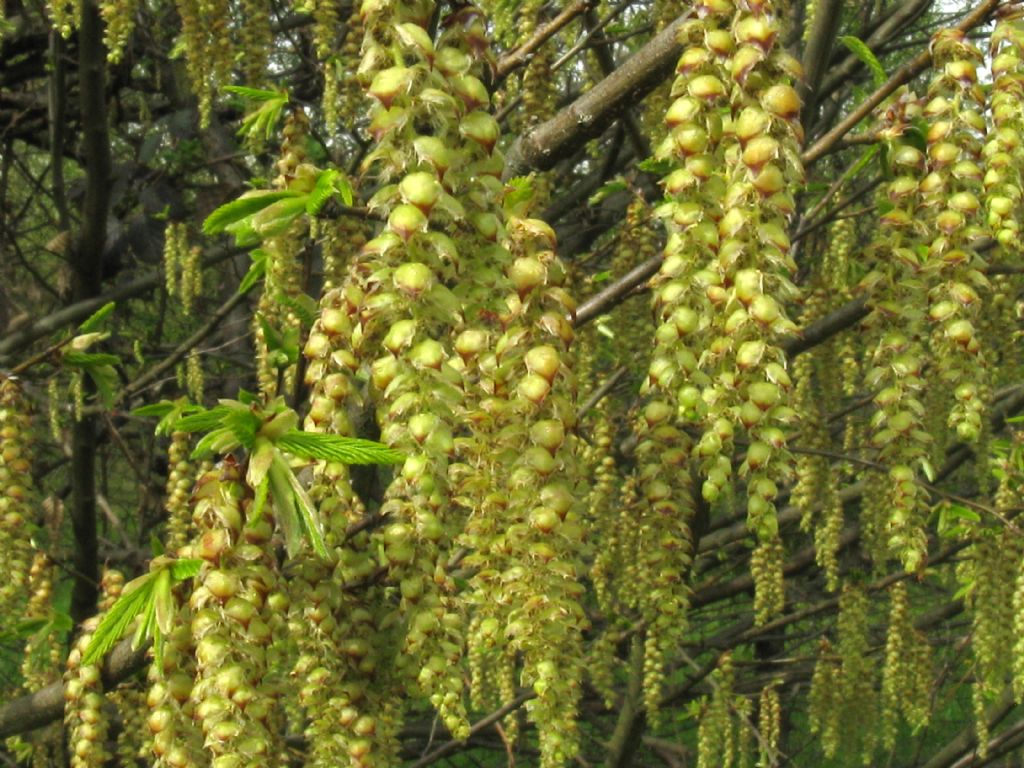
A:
62 351 121 367
306 169 341 215
79 302 116 334
237 389 258 405
843 144 879 182
202 190 301 236
169 558 203 581
247 436 276 489
153 568 174 635
637 157 675 176
133 402 176 418
276 452 328 558
249 196 308 237
238 250 267 295
222 408 261 450
334 175 354 207
258 314 299 366
503 176 536 216
276 293 318 329
251 474 271 522
588 180 626 206
190 426 240 459
82 573 157 665
268 456 302 556
175 405 233 433
838 36 887 88
223 85 289 103
85 365 120 409
277 430 404 465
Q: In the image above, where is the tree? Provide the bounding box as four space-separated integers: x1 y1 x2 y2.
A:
0 0 1022 764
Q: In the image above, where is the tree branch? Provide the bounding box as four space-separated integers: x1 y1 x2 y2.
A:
503 10 691 179
802 0 1001 165
0 635 148 741
68 0 112 623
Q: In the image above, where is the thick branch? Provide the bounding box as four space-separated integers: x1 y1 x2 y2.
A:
799 0 843 125
503 11 690 179
802 0 1001 164
920 688 1018 768
69 0 112 623
0 636 147 741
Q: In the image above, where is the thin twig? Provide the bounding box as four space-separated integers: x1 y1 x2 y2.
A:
407 691 537 768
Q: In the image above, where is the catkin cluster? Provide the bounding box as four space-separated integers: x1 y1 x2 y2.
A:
0 377 35 636
922 30 991 445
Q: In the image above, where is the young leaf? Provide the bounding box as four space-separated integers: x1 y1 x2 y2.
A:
250 196 309 237
175 405 233 433
169 558 203 581
276 430 404 465
85 364 120 409
190 426 241 459
222 408 261 450
637 157 675 176
152 568 175 635
268 455 302 556
78 302 116 334
133 402 177 418
276 292 318 329
82 574 156 665
202 190 301 236
306 169 342 215
277 452 328 558
838 36 887 87
334 174 354 207
588 180 626 206
223 85 288 103
62 351 121 367
237 249 267 295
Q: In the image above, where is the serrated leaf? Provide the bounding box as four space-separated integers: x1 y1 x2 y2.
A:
79 302 116 334
276 293 318 329
637 157 675 176
190 426 240 459
306 169 341 215
839 36 887 87
503 176 535 216
175 406 233 433
202 190 301 236
82 573 156 665
223 85 289 103
223 408 261 450
276 430 404 465
169 558 203 581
